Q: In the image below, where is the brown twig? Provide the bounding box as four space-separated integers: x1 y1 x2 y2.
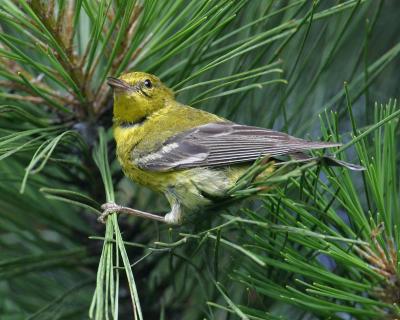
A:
29 1 86 108
55 1 66 39
46 0 55 20
65 0 76 57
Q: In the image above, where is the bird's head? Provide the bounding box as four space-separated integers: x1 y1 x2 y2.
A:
107 72 175 125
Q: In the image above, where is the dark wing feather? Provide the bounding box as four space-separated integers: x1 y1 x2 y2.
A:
135 122 341 171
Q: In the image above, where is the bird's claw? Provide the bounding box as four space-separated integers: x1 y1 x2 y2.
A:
98 202 121 224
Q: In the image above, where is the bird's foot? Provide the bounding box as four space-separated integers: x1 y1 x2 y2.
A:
98 202 169 224
98 202 122 224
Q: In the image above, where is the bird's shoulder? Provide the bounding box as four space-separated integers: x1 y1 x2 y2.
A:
133 103 224 158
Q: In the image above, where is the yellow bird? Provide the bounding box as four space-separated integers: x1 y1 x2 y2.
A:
99 72 362 225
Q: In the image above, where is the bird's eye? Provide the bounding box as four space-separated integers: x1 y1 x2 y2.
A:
144 79 152 88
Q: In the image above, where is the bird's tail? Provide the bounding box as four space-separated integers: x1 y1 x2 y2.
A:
318 156 365 171
278 152 365 171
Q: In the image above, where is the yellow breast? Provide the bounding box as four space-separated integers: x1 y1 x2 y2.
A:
114 124 175 192
113 103 222 192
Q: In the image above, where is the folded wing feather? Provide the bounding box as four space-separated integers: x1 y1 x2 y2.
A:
134 122 342 172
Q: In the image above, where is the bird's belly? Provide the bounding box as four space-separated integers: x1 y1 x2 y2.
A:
168 164 275 210
119 158 173 192
164 167 240 210
118 151 243 210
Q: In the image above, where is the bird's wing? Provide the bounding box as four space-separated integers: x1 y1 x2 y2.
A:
134 122 341 172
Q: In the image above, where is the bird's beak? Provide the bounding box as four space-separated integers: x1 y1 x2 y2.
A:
107 77 131 90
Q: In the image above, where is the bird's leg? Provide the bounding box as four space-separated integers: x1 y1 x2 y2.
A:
98 202 182 225
164 202 183 225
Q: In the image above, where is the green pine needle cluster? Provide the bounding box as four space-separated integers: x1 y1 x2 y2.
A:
0 1 399 319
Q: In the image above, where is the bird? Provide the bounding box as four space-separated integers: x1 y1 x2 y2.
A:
99 72 363 225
